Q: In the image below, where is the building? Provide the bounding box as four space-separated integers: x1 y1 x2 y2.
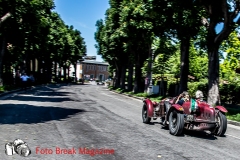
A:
78 60 109 81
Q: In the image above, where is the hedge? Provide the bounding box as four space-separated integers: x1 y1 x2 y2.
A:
166 79 240 104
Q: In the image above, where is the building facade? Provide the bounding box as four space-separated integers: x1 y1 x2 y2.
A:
78 60 109 81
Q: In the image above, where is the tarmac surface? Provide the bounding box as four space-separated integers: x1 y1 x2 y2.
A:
0 83 240 160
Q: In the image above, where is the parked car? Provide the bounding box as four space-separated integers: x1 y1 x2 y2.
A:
142 96 228 136
97 81 104 85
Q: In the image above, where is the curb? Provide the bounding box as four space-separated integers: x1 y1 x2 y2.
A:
109 89 144 101
227 120 240 127
108 89 240 127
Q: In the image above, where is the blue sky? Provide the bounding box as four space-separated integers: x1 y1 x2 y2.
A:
53 0 110 62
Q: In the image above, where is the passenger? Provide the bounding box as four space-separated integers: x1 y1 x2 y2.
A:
175 91 190 106
195 90 205 102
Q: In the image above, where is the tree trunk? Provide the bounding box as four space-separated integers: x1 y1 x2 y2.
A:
67 65 70 82
133 55 144 93
32 58 36 73
0 36 6 86
58 65 62 82
54 61 58 82
178 36 190 94
63 63 67 82
74 63 77 82
39 59 44 84
120 64 126 90
47 60 52 83
114 61 121 88
115 67 121 88
127 63 133 91
27 58 31 74
207 45 220 106
159 77 165 96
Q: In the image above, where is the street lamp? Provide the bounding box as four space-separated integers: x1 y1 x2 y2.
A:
147 47 155 95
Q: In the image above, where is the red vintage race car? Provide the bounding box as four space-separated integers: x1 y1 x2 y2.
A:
142 96 228 136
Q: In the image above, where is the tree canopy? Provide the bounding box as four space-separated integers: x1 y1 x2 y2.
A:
0 0 87 85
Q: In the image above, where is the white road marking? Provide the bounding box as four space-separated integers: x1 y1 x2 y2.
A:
100 92 140 107
97 87 142 102
225 134 240 140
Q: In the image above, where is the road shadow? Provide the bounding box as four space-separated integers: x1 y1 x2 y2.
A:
0 104 86 124
148 122 161 125
7 85 74 102
183 130 217 140
33 91 72 97
7 95 73 102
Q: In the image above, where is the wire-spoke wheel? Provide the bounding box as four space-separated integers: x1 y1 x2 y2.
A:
213 111 227 137
169 110 184 136
142 103 151 124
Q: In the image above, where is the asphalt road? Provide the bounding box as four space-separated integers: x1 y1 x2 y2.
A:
0 83 240 160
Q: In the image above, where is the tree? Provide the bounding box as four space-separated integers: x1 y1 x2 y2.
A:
198 0 240 106
0 0 55 85
0 1 86 86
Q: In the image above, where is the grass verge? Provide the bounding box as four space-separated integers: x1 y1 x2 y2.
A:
0 85 19 93
225 107 240 122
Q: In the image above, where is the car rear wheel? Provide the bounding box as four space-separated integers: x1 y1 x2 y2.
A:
142 103 151 124
169 110 184 136
214 111 227 136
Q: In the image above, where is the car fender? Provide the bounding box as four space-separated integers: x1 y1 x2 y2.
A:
215 106 228 113
143 99 154 117
166 104 184 121
172 104 184 112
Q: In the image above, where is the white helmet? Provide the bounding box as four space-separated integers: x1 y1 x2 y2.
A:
195 90 204 99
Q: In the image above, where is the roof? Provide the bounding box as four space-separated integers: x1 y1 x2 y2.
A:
81 60 109 65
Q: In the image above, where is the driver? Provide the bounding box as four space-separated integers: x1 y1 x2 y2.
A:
175 91 190 106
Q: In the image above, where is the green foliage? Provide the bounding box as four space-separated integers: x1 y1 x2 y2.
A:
0 0 87 85
108 86 114 90
134 92 148 97
116 88 124 93
220 31 240 81
185 78 240 105
188 42 208 80
187 79 208 97
148 40 208 83
225 107 240 122
0 85 19 92
227 113 240 122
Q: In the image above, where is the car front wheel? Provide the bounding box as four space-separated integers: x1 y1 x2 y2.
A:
168 110 184 136
214 111 227 136
142 103 151 124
